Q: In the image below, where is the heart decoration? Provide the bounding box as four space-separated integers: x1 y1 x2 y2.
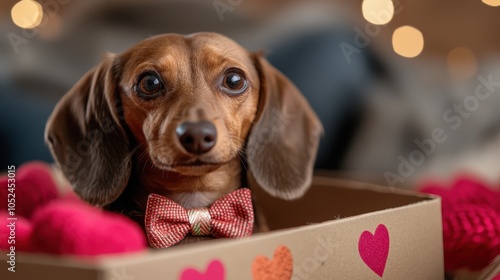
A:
358 224 390 277
252 245 293 280
180 259 225 280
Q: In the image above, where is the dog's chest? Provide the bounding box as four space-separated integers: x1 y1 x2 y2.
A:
169 191 223 208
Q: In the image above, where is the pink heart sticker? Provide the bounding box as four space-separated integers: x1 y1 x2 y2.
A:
358 224 390 277
180 259 225 280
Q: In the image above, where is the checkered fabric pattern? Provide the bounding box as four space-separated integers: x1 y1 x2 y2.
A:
145 188 254 248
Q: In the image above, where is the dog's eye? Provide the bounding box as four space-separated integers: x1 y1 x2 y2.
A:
136 73 163 98
222 70 248 94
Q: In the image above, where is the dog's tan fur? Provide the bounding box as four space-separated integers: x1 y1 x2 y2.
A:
45 33 322 239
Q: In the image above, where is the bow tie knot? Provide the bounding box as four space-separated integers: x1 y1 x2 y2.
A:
187 208 211 236
145 188 254 248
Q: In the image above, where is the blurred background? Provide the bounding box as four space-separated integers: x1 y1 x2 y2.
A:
1 0 500 188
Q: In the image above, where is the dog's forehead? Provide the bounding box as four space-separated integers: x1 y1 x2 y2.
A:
122 33 251 66
188 33 253 67
188 33 247 54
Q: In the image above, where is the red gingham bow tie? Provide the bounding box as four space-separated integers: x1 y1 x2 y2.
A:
145 188 254 248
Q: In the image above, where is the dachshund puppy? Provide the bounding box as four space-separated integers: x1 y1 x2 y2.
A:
45 33 322 246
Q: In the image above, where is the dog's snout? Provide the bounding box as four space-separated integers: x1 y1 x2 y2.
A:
176 121 217 154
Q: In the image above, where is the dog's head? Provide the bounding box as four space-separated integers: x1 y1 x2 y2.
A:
45 33 322 206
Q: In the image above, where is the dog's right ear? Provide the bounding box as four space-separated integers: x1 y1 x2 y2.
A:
45 55 131 206
247 53 323 200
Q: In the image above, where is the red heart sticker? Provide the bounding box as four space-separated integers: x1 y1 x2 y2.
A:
358 224 390 277
180 259 225 280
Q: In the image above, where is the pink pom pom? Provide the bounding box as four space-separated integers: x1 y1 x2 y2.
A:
60 190 83 203
0 162 59 218
0 212 33 252
31 201 147 256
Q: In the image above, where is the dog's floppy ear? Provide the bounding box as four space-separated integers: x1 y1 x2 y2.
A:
247 53 323 200
45 54 131 206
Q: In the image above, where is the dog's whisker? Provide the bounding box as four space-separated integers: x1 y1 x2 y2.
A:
236 150 249 172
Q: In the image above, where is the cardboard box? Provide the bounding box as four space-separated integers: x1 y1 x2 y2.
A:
2 177 443 280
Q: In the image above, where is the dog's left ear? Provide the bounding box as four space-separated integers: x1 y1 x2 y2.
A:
247 53 323 200
45 54 131 206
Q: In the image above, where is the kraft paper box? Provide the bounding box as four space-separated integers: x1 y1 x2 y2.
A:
2 176 444 280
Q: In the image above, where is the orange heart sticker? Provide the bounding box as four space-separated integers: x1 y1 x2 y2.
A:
252 245 293 280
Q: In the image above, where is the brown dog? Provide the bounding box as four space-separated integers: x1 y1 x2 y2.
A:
45 33 322 242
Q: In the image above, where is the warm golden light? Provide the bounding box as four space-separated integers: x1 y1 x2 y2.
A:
392 26 424 58
362 0 394 25
447 47 477 79
11 0 43 29
482 0 500 7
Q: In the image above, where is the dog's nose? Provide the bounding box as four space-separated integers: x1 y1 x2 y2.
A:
176 121 217 154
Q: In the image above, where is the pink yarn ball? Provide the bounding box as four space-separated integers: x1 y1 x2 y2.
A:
443 205 500 270
419 181 453 210
451 176 499 211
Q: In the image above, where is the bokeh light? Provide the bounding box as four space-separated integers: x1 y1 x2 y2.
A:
362 0 395 25
447 47 477 79
482 0 500 7
11 0 44 29
392 26 424 58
